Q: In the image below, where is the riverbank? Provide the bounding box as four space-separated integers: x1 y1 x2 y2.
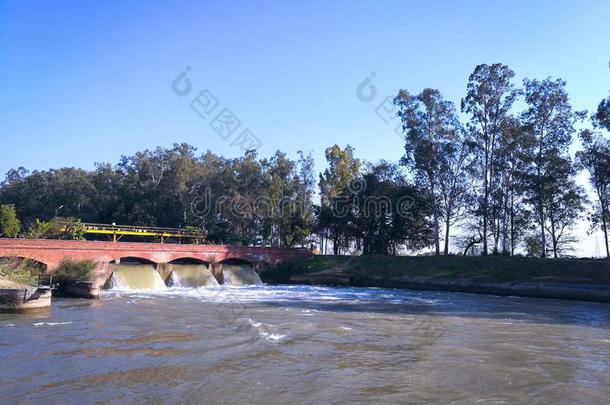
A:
261 256 610 303
0 275 51 311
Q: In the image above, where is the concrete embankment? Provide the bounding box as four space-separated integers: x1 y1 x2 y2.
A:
0 287 52 311
261 255 610 303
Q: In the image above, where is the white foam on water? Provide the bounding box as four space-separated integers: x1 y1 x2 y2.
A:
248 319 262 328
33 321 72 327
101 284 441 318
247 318 286 341
260 332 286 341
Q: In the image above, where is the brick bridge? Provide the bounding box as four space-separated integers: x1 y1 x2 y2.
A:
0 239 310 287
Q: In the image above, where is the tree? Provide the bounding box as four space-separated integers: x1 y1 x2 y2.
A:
521 77 584 257
595 94 610 131
258 150 316 247
0 204 20 237
395 88 470 255
576 129 610 258
524 235 543 257
461 63 519 255
542 154 586 257
0 167 98 227
495 118 531 255
290 151 317 247
318 145 361 254
352 161 433 255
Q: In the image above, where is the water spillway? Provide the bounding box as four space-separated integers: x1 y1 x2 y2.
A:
222 264 263 286
105 263 261 289
109 264 167 290
168 264 219 287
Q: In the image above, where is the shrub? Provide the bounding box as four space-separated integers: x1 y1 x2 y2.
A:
54 259 96 284
0 257 45 286
26 217 86 240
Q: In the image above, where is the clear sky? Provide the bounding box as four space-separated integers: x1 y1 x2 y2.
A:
1 0 610 254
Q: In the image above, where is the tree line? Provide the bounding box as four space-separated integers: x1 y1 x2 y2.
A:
1 63 609 258
392 63 610 258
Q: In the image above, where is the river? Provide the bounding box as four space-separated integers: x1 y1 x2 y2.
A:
1 285 609 404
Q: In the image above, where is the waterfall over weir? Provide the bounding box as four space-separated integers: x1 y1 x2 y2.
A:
169 265 219 287
106 263 262 290
109 264 167 290
222 264 263 286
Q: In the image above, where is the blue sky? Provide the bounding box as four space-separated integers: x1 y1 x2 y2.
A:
1 0 609 178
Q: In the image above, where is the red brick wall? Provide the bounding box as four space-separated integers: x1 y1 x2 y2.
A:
0 238 310 271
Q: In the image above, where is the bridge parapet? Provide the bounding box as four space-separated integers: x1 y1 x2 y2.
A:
0 238 310 272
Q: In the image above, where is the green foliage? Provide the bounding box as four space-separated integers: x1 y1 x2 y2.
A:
394 88 471 255
354 161 434 255
64 219 87 240
576 129 610 257
461 63 519 256
0 68 607 258
521 78 585 257
0 257 44 286
319 144 361 202
0 144 317 248
26 219 52 239
317 145 361 254
595 95 610 131
54 259 96 283
524 236 543 257
25 217 87 240
0 204 20 237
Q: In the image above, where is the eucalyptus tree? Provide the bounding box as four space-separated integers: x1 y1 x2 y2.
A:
115 146 171 226
461 63 519 255
520 77 585 257
394 88 469 255
290 151 317 247
0 167 98 227
226 150 265 245
494 118 531 255
258 150 315 247
318 145 361 254
542 154 586 257
596 94 610 130
576 129 610 258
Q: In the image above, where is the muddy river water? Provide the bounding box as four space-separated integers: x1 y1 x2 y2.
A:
1 285 609 404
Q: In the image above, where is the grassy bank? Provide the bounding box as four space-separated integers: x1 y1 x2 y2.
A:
262 255 610 287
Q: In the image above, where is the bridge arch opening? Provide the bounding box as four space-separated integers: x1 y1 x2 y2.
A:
217 258 262 285
106 257 165 290
219 258 252 265
111 256 156 265
166 258 216 288
169 257 208 265
0 256 48 273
